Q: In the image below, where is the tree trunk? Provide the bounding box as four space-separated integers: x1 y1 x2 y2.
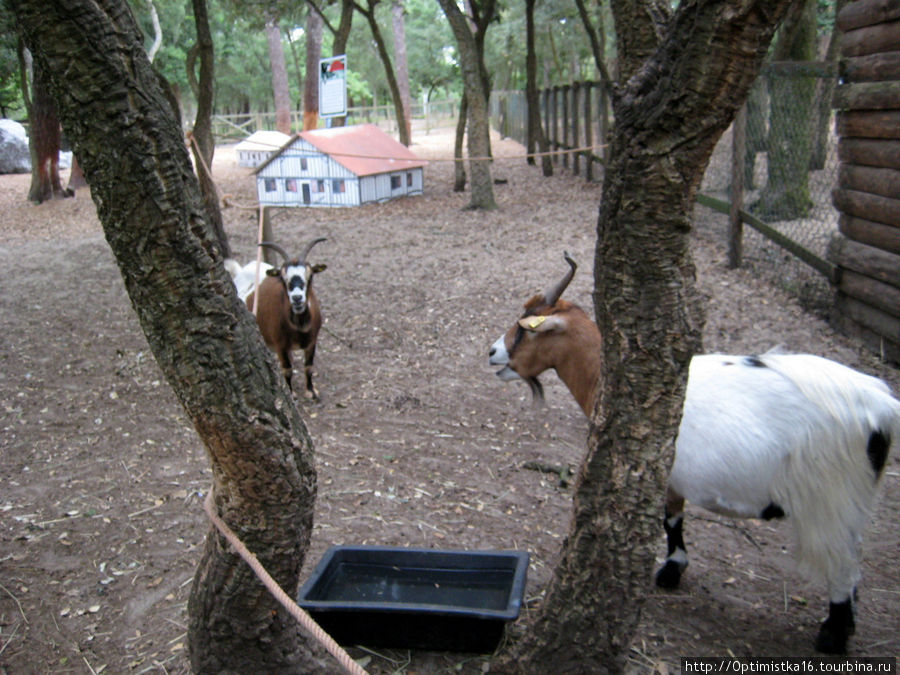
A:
437 0 496 210
453 93 467 192
9 1 325 670
27 57 72 204
191 0 229 259
751 0 817 220
303 9 323 130
494 0 796 670
809 0 844 170
525 0 552 176
325 0 354 127
391 0 412 144
267 18 292 134
356 0 410 146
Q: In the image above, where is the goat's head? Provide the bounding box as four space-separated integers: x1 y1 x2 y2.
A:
259 238 327 314
489 252 579 403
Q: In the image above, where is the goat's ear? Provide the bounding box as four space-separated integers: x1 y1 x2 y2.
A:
265 268 280 277
311 263 327 274
518 314 565 333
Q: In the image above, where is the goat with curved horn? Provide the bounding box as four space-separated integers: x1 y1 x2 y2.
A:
300 237 327 263
542 251 577 306
259 241 291 263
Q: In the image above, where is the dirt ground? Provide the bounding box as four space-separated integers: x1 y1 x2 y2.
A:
1 128 898 674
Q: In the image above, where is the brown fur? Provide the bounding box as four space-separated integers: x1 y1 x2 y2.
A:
246 275 323 399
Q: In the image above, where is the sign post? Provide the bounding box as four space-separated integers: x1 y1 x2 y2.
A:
319 55 347 121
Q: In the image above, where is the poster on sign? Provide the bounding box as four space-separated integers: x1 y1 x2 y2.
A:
320 55 347 119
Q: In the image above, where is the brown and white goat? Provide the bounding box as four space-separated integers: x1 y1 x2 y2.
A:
245 238 327 399
489 252 899 654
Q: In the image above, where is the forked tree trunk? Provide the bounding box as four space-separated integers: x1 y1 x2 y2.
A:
191 0 229 258
303 9 323 131
525 0 552 176
493 0 796 671
10 1 326 671
266 18 292 135
437 0 496 210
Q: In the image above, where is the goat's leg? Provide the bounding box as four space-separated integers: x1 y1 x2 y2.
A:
656 487 688 589
815 593 856 654
279 348 293 391
303 345 319 401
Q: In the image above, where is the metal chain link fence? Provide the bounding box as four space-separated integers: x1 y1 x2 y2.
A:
700 65 839 314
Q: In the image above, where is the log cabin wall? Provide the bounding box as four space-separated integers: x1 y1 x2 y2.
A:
830 0 900 362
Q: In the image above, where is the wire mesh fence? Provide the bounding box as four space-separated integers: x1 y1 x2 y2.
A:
490 63 840 314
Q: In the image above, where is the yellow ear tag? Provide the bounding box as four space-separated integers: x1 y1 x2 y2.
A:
527 315 547 330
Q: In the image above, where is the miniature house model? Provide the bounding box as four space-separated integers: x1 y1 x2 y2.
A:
235 130 292 168
253 124 426 208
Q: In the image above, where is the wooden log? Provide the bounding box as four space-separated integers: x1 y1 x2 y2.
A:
838 0 900 32
838 138 900 170
840 268 900 316
838 164 900 198
833 187 900 226
831 304 900 362
836 110 900 139
839 213 900 253
833 81 900 109
840 51 900 81
835 293 900 348
840 20 900 58
828 234 900 287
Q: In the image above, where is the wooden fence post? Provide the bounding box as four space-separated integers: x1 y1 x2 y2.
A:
728 105 747 268
571 82 581 176
584 81 594 182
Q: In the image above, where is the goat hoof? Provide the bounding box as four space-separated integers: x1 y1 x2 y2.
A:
815 624 849 654
815 616 854 654
655 562 683 589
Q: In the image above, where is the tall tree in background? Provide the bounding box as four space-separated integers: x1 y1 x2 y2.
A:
354 0 411 145
24 55 72 203
303 7 323 129
310 0 354 127
391 0 412 143
8 0 325 670
267 17 293 134
525 0 551 176
495 0 798 670
190 0 230 258
437 0 497 209
751 0 817 219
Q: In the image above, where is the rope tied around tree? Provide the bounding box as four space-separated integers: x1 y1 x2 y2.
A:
202 490 369 675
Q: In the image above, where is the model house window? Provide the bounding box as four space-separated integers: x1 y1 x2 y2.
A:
391 175 402 190
300 157 308 171
264 178 276 192
407 172 413 187
317 180 325 192
333 180 345 193
286 179 298 192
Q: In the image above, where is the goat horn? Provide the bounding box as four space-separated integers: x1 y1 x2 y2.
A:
259 241 291 263
542 251 577 306
300 237 327 263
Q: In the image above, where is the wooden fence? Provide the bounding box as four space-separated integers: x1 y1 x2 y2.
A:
829 0 900 362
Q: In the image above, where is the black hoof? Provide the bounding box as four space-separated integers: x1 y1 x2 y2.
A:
655 561 683 589
815 602 855 654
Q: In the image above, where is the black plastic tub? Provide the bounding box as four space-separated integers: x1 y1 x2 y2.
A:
297 545 530 652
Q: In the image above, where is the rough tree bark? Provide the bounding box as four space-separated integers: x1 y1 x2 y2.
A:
190 0 229 258
266 17 292 135
494 0 798 671
8 1 326 671
437 0 496 210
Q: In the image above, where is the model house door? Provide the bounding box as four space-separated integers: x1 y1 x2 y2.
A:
302 183 311 205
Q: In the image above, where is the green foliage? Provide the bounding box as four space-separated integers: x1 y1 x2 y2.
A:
0 7 24 118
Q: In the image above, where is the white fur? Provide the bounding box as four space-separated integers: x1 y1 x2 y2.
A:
225 259 273 302
672 353 900 602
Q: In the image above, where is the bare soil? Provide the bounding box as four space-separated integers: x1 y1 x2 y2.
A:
1 129 898 674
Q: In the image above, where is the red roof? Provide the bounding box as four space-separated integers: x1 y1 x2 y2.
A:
256 124 426 177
